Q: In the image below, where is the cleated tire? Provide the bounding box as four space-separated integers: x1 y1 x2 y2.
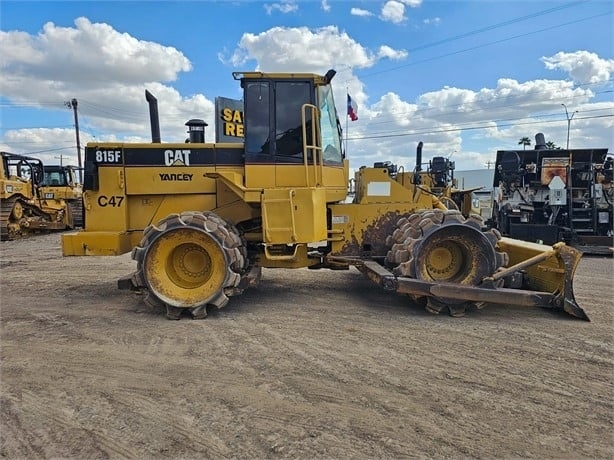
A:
387 209 508 317
132 211 247 319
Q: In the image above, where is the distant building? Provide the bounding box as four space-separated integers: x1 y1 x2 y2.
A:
454 169 496 220
455 168 495 191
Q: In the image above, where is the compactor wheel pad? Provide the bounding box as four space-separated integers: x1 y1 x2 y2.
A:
132 211 247 319
386 209 508 317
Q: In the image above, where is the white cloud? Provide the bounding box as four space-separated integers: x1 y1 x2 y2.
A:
345 71 610 171
351 8 373 17
371 92 417 127
0 18 211 145
417 78 593 120
0 17 191 89
223 26 408 125
1 128 79 163
541 51 614 85
423 17 441 25
321 0 331 12
381 1 406 24
263 1 299 15
377 45 408 60
380 0 422 24
225 26 406 73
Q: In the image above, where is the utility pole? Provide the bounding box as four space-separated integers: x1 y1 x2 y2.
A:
66 98 83 182
54 154 67 166
561 103 577 149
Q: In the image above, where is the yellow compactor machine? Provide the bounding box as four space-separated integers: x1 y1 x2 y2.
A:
62 70 588 320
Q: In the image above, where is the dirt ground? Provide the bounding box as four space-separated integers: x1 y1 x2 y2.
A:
0 232 612 459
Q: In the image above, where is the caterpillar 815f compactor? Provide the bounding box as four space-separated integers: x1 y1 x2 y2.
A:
61 70 588 320
1 152 82 240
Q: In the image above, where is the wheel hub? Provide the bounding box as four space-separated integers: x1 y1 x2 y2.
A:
425 242 463 280
416 225 495 286
176 244 209 279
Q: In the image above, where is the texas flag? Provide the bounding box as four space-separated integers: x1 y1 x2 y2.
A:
347 94 358 121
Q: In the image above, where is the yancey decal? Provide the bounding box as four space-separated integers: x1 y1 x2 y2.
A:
159 173 193 181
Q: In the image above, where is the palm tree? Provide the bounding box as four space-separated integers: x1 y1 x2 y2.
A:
518 137 531 150
545 141 561 150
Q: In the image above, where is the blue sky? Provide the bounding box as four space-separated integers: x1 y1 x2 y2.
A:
1 0 612 173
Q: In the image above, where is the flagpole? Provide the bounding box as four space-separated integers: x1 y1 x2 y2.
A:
345 88 349 155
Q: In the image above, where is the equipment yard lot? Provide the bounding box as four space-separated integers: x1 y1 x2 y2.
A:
1 233 612 459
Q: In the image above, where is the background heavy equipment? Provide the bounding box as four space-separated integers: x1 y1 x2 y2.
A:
382 149 488 227
61 70 588 321
490 133 613 255
1 152 82 240
41 164 84 228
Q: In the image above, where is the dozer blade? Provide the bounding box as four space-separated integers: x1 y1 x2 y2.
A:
356 238 588 320
495 238 588 320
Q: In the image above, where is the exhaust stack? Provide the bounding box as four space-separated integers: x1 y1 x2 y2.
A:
414 141 423 184
535 133 547 150
145 90 161 143
185 119 208 143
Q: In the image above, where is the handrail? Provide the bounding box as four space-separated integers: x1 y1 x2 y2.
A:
301 104 322 187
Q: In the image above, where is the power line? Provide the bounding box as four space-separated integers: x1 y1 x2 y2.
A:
360 11 610 79
0 125 74 131
400 1 589 55
20 146 77 155
0 101 67 108
345 113 614 141
3 139 75 145
360 85 613 129
4 82 610 133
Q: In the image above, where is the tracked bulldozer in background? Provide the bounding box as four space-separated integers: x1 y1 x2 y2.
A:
1 152 82 240
491 133 613 255
61 70 588 321
41 164 84 228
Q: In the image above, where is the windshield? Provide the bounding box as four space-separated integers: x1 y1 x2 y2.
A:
43 170 68 186
318 84 343 163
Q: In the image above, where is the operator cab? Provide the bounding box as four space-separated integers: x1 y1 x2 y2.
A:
235 70 346 190
43 166 70 187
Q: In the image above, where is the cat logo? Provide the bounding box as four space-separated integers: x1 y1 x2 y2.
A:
164 149 191 166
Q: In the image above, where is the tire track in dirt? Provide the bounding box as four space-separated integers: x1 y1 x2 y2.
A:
20 389 140 458
0 395 46 458
107 391 233 458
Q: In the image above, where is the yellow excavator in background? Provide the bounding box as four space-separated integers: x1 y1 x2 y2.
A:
61 69 587 321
